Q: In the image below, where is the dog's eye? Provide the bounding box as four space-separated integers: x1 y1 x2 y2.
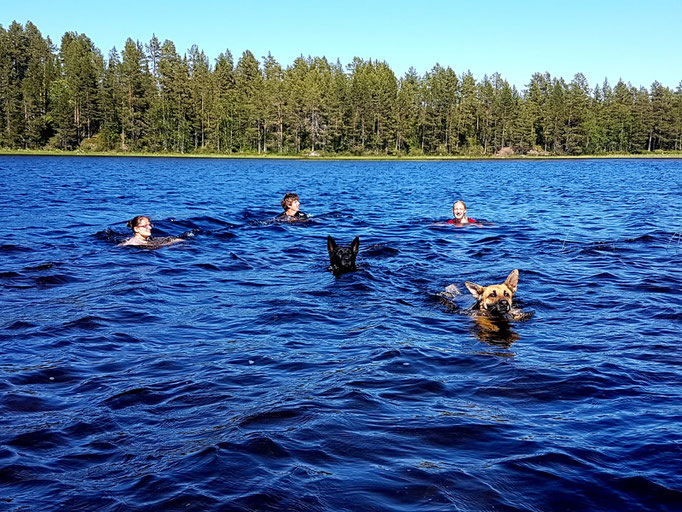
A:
490 290 497 297
504 291 510 297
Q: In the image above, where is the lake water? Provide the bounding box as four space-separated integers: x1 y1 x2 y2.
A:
1 156 681 511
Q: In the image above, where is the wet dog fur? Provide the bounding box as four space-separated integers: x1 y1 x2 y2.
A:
464 269 524 320
327 235 359 275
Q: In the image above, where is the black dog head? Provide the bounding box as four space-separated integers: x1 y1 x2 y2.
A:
327 235 360 275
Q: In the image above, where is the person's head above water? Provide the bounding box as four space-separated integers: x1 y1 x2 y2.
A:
119 216 184 247
281 193 300 215
450 200 478 225
128 216 152 239
452 200 468 222
119 215 153 246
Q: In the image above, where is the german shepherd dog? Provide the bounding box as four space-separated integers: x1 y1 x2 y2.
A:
465 269 520 318
439 269 529 344
327 235 359 275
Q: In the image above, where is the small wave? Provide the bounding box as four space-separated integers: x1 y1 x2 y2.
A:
1 393 68 414
94 227 127 244
35 274 78 287
363 244 400 257
239 407 305 428
0 244 32 253
9 366 83 386
23 262 60 272
5 320 37 329
61 316 108 330
104 387 169 410
182 215 239 228
7 428 70 452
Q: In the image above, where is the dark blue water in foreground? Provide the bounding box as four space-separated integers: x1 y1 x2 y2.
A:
1 156 681 511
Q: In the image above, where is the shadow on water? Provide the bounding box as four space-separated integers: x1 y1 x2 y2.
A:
468 318 521 347
434 292 529 349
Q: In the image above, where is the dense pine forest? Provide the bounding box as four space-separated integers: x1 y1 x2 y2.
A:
2 21 681 156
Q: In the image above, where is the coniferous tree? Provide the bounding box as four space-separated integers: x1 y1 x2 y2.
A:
674 83 682 150
423 64 458 153
20 22 55 148
118 38 153 150
490 73 516 151
477 75 495 154
188 44 211 150
213 49 236 153
650 81 676 151
396 67 421 154
347 58 397 154
0 22 28 147
262 52 285 153
146 34 161 84
563 73 590 154
327 59 350 153
285 56 310 153
303 56 334 153
371 61 398 153
99 48 122 150
52 31 101 149
234 50 263 152
458 71 479 153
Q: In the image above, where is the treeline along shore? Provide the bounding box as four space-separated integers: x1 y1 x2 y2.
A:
2 20 682 157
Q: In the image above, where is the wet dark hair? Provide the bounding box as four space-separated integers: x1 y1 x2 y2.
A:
281 193 299 210
126 215 150 231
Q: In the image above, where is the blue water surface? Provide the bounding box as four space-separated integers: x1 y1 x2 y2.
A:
1 156 681 511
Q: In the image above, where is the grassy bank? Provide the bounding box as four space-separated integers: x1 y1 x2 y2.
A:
1 148 681 160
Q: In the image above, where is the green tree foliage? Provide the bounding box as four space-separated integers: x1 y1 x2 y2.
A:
396 67 421 154
154 40 190 152
99 48 123 150
0 22 56 148
262 52 284 153
118 38 153 150
50 31 102 149
213 49 237 153
347 58 397 154
234 50 263 152
1 20 681 156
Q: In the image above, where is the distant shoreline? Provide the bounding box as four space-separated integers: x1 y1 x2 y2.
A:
2 149 681 161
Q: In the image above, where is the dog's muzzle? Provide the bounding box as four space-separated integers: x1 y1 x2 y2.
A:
486 301 511 316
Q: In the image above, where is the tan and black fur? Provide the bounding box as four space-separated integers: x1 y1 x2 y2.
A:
465 269 520 319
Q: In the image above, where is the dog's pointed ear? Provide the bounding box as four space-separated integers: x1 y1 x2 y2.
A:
350 236 360 255
505 269 519 293
465 281 484 300
327 235 337 254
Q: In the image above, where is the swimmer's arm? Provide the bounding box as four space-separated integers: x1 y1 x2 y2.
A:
158 237 185 247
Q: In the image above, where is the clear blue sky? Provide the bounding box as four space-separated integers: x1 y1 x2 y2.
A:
3 0 681 91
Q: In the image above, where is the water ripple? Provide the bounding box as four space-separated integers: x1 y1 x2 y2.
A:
1 156 681 511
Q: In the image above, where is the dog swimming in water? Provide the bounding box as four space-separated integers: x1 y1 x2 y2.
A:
327 235 359 275
442 269 530 321
439 269 531 344
465 269 520 318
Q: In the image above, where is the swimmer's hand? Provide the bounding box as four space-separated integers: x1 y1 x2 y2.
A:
179 228 201 239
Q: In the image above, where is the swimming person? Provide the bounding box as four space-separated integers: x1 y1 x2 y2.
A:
447 200 477 225
118 216 183 247
275 192 308 222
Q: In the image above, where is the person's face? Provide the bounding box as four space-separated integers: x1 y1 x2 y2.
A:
452 203 466 219
289 199 300 213
134 218 153 238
